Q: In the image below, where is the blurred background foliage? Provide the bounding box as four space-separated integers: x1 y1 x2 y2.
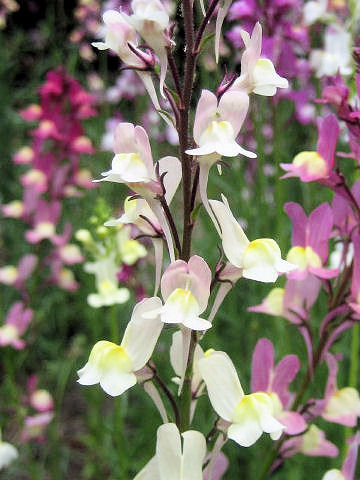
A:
0 1 357 479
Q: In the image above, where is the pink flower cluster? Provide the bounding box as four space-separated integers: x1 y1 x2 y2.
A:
248 67 360 471
0 68 98 428
0 68 96 449
2 68 96 297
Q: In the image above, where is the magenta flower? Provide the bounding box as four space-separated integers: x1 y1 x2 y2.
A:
280 424 338 460
19 104 42 122
321 354 360 427
332 179 360 237
0 302 33 349
348 234 360 316
25 200 61 244
284 202 338 280
281 114 339 183
251 338 306 435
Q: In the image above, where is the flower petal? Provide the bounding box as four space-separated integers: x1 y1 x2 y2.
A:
198 351 244 422
182 430 207 480
156 424 182 480
100 371 137 397
121 297 163 371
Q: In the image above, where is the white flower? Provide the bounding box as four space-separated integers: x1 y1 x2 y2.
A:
84 254 130 308
310 25 353 78
231 23 288 96
303 0 328 25
198 350 285 447
322 470 345 480
0 434 18 470
209 195 295 282
134 423 206 480
78 297 163 396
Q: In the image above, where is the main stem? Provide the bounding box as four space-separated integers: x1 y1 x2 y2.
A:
178 0 197 432
179 0 196 263
177 0 222 434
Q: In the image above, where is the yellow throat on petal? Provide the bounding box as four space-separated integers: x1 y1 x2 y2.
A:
199 120 235 146
89 341 133 372
265 288 284 316
98 279 118 296
324 387 360 417
0 266 18 284
166 287 199 315
0 325 18 343
232 392 274 423
112 153 149 179
243 239 281 268
286 246 321 271
35 222 56 238
301 425 323 453
292 151 327 177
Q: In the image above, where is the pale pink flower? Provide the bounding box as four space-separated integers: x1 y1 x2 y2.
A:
146 255 212 331
0 302 33 350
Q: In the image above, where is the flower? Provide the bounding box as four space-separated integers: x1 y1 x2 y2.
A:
209 195 295 282
310 25 353 78
78 297 163 396
116 225 147 266
92 10 147 68
198 350 285 447
281 425 338 459
134 423 206 480
106 196 161 236
0 432 18 470
322 354 360 427
96 122 181 261
146 256 212 331
321 432 360 480
0 302 33 350
280 114 339 182
250 338 306 435
185 89 254 160
20 412 54 443
231 22 288 96
84 254 130 308
124 0 170 95
303 0 328 25
284 202 338 280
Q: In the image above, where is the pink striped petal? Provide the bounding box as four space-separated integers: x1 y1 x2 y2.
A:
283 202 307 247
250 338 274 393
316 114 339 172
308 203 333 261
272 354 299 406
